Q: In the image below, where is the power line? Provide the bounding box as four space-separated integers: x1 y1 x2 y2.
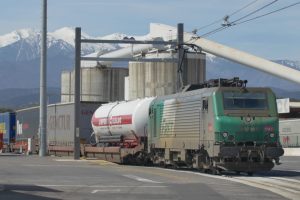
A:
231 0 279 24
235 1 300 25
202 1 300 38
193 0 259 32
229 0 259 16
193 19 223 33
200 27 227 38
187 0 260 42
201 0 278 37
197 0 300 38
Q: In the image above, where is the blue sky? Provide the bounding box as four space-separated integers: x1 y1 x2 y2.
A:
1 0 299 60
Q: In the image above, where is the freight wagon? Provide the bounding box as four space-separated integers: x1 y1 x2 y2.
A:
0 112 16 151
280 119 300 147
47 102 102 155
12 102 102 154
15 106 39 152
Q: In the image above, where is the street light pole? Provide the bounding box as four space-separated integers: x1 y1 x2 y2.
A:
74 27 81 160
39 0 47 157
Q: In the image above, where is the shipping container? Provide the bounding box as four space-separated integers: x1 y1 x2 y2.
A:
0 133 3 150
15 102 102 151
16 106 40 142
47 102 102 146
0 112 16 145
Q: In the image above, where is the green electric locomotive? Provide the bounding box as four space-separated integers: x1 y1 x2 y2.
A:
148 78 284 174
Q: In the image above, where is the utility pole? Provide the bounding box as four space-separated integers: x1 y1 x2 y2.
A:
74 27 81 160
39 0 47 157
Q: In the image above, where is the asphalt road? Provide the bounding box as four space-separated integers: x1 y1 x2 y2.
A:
0 154 299 200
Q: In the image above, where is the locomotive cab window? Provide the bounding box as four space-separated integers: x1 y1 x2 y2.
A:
223 91 268 110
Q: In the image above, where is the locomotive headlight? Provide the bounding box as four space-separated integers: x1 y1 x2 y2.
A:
245 116 252 123
222 132 228 137
269 133 275 138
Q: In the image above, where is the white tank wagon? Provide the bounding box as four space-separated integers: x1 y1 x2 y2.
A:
91 97 155 147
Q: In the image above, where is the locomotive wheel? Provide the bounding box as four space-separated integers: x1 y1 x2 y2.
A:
247 172 254 176
210 167 220 175
159 161 166 168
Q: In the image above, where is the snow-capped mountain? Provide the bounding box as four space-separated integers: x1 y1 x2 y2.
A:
0 27 125 62
275 60 300 71
0 29 37 48
0 27 134 89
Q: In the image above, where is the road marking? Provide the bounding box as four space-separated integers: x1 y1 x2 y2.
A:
22 164 93 169
37 184 166 188
87 160 118 166
269 177 300 184
23 164 87 167
123 174 163 183
91 189 121 194
24 164 67 167
54 158 118 166
54 159 87 162
117 166 191 182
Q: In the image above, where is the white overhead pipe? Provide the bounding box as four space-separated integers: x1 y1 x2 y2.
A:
149 23 300 85
190 36 300 85
81 39 169 67
81 44 155 67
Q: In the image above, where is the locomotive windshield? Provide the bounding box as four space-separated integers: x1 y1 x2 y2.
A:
223 91 268 110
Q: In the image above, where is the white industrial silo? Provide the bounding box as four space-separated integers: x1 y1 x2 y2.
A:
61 67 128 103
128 52 206 100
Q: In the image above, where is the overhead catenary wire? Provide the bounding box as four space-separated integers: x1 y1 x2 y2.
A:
231 0 279 24
229 0 259 17
235 1 300 25
187 0 265 43
195 0 300 38
169 0 272 43
203 0 279 37
193 0 259 32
